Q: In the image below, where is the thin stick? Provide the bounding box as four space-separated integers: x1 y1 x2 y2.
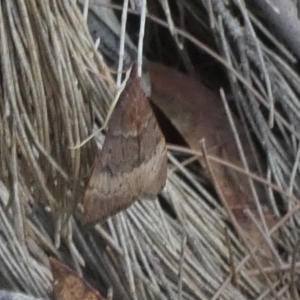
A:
137 0 146 77
11 119 25 244
83 0 89 22
225 227 237 288
117 0 129 87
178 233 186 300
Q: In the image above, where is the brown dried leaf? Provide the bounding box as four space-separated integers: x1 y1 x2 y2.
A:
50 258 105 300
149 62 277 252
150 62 254 208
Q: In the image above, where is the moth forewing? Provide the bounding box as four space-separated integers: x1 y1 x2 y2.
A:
83 64 167 224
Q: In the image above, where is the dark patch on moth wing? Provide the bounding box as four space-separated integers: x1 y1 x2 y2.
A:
102 164 114 176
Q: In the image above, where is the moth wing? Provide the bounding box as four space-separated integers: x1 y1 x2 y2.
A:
83 135 142 223
137 119 167 199
83 64 167 224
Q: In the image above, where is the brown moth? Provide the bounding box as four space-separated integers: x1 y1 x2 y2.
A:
83 64 167 224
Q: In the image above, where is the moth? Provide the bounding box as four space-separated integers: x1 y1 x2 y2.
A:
83 64 167 224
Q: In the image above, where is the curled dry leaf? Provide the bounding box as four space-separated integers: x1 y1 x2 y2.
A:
50 258 105 300
150 62 255 209
149 62 277 262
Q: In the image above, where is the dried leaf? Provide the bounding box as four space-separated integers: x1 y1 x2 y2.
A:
150 62 254 207
149 62 276 246
50 258 105 300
